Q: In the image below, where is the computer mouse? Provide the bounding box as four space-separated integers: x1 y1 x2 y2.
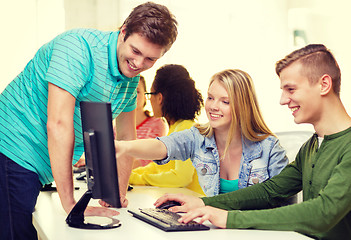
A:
156 200 181 210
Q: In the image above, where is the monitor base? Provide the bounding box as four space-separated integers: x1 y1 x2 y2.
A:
66 190 121 229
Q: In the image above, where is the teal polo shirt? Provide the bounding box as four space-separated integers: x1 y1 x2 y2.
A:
0 29 139 185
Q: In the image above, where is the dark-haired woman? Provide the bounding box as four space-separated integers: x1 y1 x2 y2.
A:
129 64 205 195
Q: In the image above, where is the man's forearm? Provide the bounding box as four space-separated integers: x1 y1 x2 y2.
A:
117 154 134 206
47 122 76 214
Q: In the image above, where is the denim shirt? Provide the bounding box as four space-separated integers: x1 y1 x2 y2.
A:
155 126 288 196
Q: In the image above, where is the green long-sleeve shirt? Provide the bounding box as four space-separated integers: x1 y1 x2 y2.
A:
202 127 351 239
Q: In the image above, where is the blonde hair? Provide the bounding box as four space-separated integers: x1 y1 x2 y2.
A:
196 69 274 157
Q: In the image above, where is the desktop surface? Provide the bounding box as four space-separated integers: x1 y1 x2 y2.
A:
33 180 312 240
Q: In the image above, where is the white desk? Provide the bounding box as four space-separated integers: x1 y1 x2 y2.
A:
33 181 312 240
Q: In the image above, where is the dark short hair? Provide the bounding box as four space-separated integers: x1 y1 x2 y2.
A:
275 44 341 96
152 64 203 122
139 75 146 92
121 2 178 52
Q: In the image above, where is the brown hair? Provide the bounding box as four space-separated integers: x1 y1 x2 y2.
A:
138 76 151 117
121 2 178 52
276 44 341 96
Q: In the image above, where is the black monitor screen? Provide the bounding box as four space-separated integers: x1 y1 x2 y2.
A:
80 101 121 208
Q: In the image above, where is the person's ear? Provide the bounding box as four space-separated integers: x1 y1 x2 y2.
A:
120 25 126 33
320 74 332 96
156 92 163 105
119 25 127 40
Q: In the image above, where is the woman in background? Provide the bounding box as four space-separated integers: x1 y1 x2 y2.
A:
118 69 288 196
129 64 205 195
133 76 168 168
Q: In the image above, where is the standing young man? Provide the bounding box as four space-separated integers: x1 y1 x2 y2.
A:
154 44 351 239
0 2 177 240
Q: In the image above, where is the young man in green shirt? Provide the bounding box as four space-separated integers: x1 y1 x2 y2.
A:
155 44 351 239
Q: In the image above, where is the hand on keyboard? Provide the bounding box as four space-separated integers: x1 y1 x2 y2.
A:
178 206 227 229
154 193 205 213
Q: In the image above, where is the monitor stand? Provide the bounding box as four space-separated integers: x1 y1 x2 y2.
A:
66 190 121 229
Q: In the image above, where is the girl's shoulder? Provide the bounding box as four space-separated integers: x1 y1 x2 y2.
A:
265 134 278 141
147 116 166 125
244 134 278 149
258 134 279 147
141 117 165 127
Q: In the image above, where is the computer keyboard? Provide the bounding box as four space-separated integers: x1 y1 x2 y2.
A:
128 208 210 232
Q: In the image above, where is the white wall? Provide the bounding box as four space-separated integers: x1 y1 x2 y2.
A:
2 0 351 133
0 0 64 92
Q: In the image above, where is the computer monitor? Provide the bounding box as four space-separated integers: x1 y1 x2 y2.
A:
66 101 121 229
